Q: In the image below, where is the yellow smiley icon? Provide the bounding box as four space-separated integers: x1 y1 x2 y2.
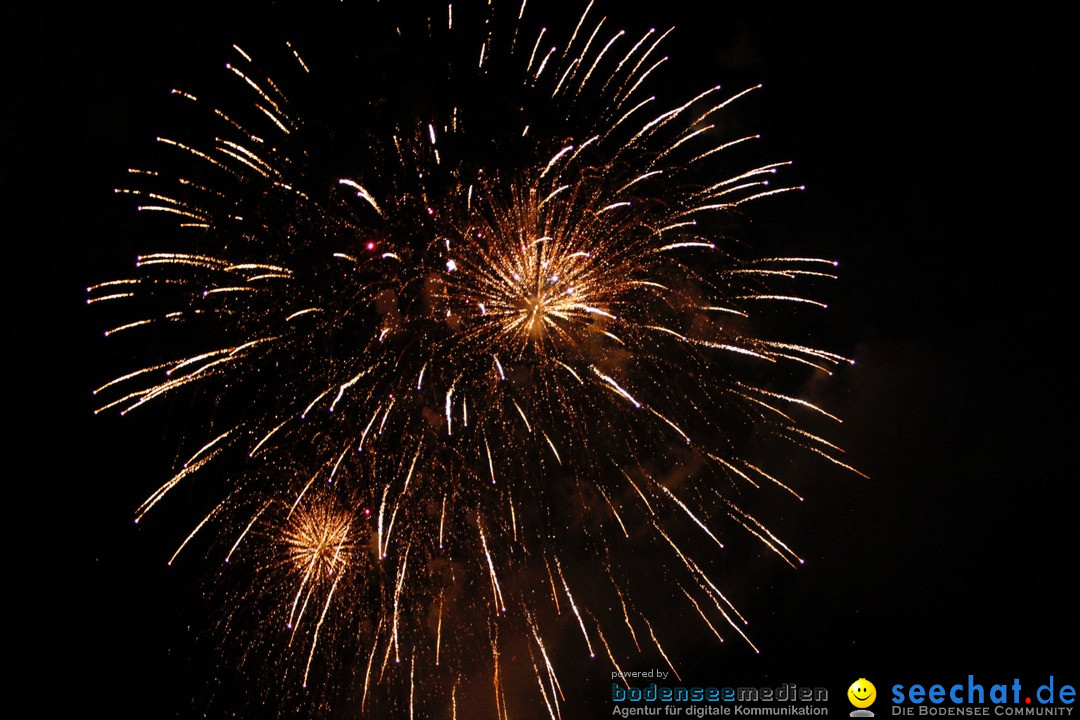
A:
848 679 877 708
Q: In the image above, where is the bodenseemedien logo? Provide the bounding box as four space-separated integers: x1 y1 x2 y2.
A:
849 679 878 717
610 679 829 716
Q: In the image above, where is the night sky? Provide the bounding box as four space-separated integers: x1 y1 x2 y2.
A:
7 1 1076 717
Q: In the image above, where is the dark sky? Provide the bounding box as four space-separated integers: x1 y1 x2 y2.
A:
6 1 1075 717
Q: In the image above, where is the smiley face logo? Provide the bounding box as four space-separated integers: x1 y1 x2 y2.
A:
848 679 877 709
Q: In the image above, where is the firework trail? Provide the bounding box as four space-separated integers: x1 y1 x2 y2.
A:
90 1 859 716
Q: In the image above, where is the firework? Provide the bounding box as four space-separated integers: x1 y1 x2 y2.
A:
90 2 858 716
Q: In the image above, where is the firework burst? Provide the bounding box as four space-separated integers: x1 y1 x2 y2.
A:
90 1 859 717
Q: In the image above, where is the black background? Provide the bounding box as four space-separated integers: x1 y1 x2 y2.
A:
6 1 1076 717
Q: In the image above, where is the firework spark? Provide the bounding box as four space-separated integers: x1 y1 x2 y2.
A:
91 1 858 716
